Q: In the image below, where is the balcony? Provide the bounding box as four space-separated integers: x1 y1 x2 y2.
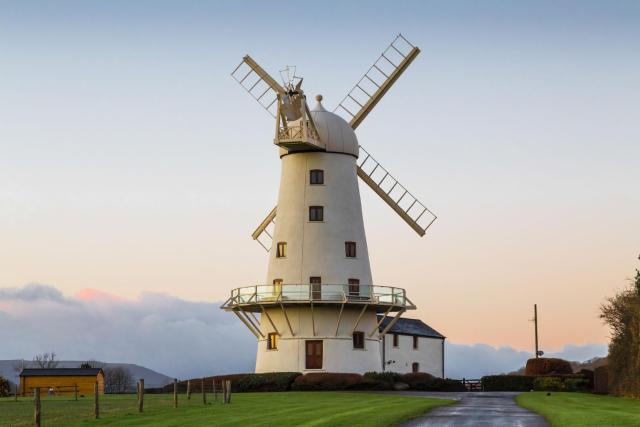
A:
221 284 415 313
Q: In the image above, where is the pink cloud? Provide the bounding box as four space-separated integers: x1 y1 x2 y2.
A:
74 288 127 302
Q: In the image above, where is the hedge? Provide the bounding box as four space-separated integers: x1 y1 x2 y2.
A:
0 376 10 397
399 373 465 392
524 358 573 376
481 375 535 391
152 372 302 393
291 373 377 391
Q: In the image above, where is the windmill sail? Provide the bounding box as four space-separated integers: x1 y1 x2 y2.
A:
334 34 420 130
251 206 277 251
231 55 285 117
357 146 436 237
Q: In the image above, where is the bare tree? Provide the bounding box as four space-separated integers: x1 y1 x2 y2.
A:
103 366 133 394
33 352 59 368
80 360 105 369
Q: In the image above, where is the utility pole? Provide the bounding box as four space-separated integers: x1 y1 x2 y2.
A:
534 304 539 358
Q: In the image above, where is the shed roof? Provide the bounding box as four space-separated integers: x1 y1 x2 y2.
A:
378 316 445 339
20 368 103 377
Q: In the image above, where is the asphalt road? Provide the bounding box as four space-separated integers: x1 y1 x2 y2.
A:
398 392 549 427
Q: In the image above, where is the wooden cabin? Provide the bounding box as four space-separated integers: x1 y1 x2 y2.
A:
19 368 104 396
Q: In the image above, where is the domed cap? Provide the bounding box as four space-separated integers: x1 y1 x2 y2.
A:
310 95 359 157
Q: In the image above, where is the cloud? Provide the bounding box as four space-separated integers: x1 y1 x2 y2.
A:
0 284 255 380
0 284 608 382
445 342 608 379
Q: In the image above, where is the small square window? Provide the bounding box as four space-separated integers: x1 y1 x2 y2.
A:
310 169 324 185
345 241 356 258
353 331 365 349
393 334 399 348
413 336 419 350
276 242 287 258
309 206 324 222
267 333 278 350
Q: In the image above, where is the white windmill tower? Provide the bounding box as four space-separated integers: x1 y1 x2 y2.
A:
222 35 437 373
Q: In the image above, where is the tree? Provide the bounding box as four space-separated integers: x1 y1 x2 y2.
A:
80 360 105 369
32 352 59 368
600 254 640 397
103 366 133 394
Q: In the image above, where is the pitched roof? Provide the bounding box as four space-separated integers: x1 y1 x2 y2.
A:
378 316 445 339
20 368 103 377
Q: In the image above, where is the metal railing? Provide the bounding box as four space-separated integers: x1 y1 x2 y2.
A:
224 284 407 307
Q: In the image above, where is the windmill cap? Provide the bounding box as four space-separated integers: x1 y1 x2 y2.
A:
310 96 359 157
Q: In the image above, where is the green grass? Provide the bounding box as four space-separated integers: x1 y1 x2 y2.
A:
0 392 453 427
516 392 640 427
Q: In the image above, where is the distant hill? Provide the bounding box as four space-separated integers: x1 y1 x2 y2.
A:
507 356 607 375
0 360 173 390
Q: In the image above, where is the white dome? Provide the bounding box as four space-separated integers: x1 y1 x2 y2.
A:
309 97 359 157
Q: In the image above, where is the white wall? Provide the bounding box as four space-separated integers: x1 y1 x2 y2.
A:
267 152 372 286
255 305 382 373
383 334 444 377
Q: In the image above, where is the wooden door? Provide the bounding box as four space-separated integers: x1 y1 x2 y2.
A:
305 340 323 369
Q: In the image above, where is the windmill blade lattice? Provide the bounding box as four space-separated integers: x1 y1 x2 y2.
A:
231 55 285 118
334 34 420 130
357 146 436 237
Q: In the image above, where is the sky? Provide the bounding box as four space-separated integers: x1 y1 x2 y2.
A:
1 0 639 371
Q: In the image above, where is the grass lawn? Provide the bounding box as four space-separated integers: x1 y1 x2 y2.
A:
516 392 640 427
0 392 453 426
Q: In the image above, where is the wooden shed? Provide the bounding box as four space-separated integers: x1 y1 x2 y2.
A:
19 368 104 396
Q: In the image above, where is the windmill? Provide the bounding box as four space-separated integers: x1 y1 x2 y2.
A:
222 34 437 374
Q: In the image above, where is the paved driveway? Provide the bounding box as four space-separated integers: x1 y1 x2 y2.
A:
398 392 549 427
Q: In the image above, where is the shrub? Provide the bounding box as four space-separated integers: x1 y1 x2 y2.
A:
291 373 376 391
525 358 573 376
400 373 465 392
0 376 10 397
232 372 301 392
564 377 590 392
481 375 535 391
533 376 565 391
364 371 401 386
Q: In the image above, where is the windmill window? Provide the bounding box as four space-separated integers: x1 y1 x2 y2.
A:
348 278 360 298
413 336 419 350
267 333 278 350
310 169 324 185
352 331 365 349
309 206 324 222
345 241 356 258
393 334 399 348
310 277 322 300
412 362 419 373
276 242 287 258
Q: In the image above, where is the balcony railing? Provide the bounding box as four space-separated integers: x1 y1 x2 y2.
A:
222 284 409 309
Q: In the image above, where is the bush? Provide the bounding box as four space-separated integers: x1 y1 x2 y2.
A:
533 376 565 391
525 358 573 376
400 373 465 392
0 376 10 397
481 375 535 391
564 377 590 392
232 372 301 392
364 371 401 386
292 373 376 391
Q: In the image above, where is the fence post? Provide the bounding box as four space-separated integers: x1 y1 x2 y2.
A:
221 380 225 403
212 379 217 401
187 380 191 400
138 379 144 413
74 384 78 401
225 380 231 404
201 378 206 405
173 379 178 408
15 383 18 401
34 387 41 427
94 382 99 419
